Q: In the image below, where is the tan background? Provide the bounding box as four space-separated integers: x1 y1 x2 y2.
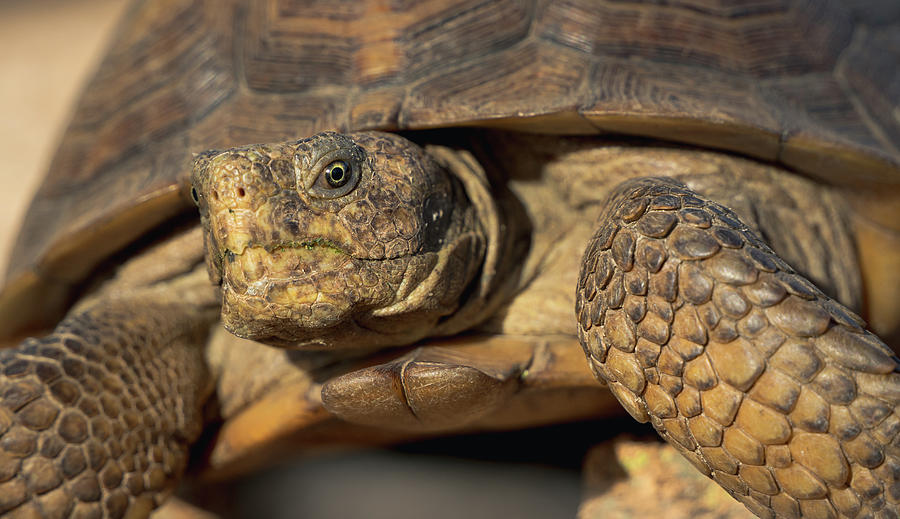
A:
0 0 129 274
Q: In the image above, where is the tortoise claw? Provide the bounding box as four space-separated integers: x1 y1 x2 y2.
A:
322 337 528 431
321 335 617 432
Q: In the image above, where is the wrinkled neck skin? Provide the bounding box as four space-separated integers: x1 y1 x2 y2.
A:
191 131 519 351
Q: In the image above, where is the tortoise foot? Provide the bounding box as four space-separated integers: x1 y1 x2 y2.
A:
577 177 900 519
0 296 212 519
322 335 619 433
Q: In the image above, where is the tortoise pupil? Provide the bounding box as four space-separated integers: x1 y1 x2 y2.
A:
190 187 200 204
326 161 349 188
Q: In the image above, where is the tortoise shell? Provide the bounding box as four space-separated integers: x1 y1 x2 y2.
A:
2 0 898 335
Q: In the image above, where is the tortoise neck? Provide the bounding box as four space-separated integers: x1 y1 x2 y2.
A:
426 144 530 337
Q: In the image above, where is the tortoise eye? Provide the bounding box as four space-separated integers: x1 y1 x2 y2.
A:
308 156 361 199
324 161 349 188
190 186 201 205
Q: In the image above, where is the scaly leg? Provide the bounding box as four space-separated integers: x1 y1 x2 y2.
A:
577 177 900 518
0 270 217 518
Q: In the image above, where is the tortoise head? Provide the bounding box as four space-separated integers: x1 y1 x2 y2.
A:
191 131 485 349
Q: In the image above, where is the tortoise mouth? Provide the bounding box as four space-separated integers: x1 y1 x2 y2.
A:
210 236 353 287
220 244 363 320
215 235 412 273
264 238 350 256
220 241 356 289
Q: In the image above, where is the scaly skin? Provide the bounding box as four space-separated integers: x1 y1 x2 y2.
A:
0 270 216 518
577 178 900 518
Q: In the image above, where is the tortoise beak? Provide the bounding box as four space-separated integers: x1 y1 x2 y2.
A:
190 151 224 286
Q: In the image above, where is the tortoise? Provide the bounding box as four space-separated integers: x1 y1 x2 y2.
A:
1 0 899 518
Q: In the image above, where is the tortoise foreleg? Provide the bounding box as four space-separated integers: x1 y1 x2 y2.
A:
576 177 900 518
0 269 217 519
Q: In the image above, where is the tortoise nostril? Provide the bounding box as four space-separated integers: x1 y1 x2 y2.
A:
213 190 220 201
237 187 245 197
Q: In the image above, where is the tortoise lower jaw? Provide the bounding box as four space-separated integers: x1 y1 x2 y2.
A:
219 281 372 348
216 244 405 347
220 291 356 346
219 286 415 350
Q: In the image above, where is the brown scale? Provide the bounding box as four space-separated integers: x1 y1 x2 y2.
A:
0 279 216 519
578 178 900 519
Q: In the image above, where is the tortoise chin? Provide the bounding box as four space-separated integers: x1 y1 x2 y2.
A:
217 242 399 346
